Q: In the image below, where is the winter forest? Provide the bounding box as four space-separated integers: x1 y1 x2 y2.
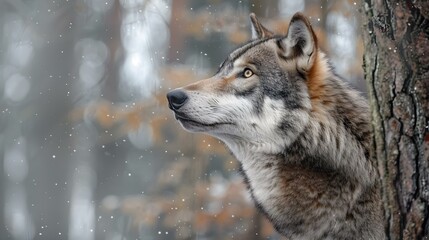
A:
1 0 427 239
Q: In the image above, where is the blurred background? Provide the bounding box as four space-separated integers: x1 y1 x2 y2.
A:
0 0 364 239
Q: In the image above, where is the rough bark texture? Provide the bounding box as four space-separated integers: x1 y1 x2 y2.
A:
361 1 429 239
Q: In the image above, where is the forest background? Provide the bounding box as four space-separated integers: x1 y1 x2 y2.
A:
0 0 367 239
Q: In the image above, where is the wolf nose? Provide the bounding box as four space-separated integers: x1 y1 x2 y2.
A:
167 90 188 110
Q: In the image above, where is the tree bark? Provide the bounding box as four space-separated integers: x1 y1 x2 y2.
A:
361 1 429 239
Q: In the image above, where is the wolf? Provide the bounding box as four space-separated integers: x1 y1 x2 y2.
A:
167 12 385 239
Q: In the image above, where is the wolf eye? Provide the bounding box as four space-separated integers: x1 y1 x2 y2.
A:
243 68 254 78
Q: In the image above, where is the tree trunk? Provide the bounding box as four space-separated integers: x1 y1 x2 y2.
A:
361 1 429 239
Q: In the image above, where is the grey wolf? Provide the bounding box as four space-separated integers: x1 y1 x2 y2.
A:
167 12 385 239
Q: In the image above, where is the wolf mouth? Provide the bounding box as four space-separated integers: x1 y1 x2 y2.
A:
174 113 233 128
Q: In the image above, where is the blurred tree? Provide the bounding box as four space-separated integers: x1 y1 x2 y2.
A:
250 0 279 17
362 1 429 239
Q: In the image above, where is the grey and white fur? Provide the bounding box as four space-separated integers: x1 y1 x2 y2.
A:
167 12 385 240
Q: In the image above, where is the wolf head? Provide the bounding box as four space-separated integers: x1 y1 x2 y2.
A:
167 13 330 155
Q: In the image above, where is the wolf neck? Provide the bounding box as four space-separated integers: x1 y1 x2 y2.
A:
237 152 286 213
299 51 375 186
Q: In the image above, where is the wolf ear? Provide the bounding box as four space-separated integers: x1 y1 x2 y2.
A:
278 12 318 73
250 13 274 39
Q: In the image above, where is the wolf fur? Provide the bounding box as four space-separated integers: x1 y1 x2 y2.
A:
167 12 385 239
